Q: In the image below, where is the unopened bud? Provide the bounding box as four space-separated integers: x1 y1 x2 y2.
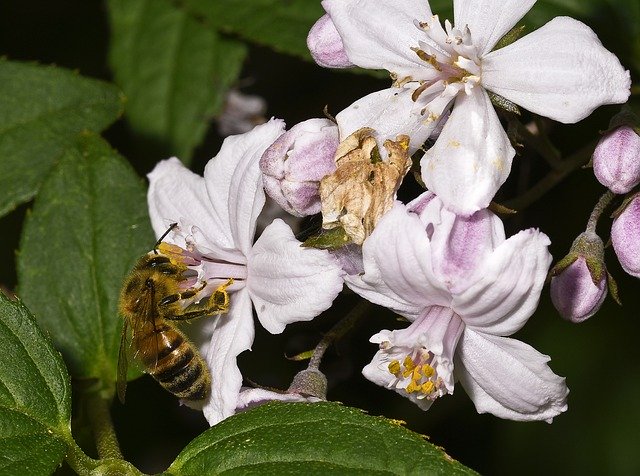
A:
287 368 327 399
550 232 607 323
260 119 339 217
307 14 354 68
593 125 640 194
612 194 640 278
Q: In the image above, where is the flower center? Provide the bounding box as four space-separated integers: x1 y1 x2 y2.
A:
386 348 448 400
408 15 481 103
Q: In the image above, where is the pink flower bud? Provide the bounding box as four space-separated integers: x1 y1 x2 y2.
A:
550 257 607 323
260 119 339 217
612 195 640 278
307 14 354 68
592 126 640 194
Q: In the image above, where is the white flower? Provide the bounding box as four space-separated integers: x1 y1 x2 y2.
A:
346 192 568 421
314 0 631 215
147 120 344 425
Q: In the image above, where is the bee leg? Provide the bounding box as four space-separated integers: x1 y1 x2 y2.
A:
164 279 234 321
158 281 208 307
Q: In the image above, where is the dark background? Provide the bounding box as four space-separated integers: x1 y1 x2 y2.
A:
1 1 639 474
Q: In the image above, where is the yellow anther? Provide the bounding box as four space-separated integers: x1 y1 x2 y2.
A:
412 367 422 382
422 364 435 377
388 360 401 376
421 381 435 394
403 356 415 371
405 380 419 394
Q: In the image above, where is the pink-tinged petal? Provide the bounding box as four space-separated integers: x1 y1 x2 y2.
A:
550 257 607 323
236 387 321 413
322 0 431 78
307 14 354 68
202 289 255 425
247 219 344 334
204 119 286 255
593 126 640 194
482 17 631 123
612 195 640 278
148 158 228 247
420 89 514 216
454 0 535 55
345 203 450 320
336 87 442 155
455 330 568 422
412 194 506 289
453 229 552 336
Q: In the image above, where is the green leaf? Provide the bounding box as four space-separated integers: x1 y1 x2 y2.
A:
0 293 72 476
183 0 323 60
167 402 477 475
17 132 153 384
0 60 124 218
108 0 248 162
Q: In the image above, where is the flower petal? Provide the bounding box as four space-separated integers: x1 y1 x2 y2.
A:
336 87 440 155
204 119 286 255
345 203 450 320
201 289 255 425
455 329 568 422
452 228 552 336
420 89 514 216
236 387 321 413
247 219 344 334
322 0 431 78
482 17 631 123
147 157 227 247
307 14 354 68
454 0 535 55
409 192 506 290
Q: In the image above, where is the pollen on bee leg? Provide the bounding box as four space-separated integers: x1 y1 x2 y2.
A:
209 278 234 313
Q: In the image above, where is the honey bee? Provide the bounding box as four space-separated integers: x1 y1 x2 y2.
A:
117 223 232 404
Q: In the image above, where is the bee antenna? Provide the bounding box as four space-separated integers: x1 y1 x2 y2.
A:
154 222 178 253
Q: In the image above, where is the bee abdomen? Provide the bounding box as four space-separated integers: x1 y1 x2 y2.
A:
144 326 210 402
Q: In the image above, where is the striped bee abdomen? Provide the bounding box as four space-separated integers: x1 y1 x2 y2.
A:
138 324 211 402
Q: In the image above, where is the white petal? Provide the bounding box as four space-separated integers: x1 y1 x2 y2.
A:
236 387 321 413
454 0 535 55
362 354 433 412
336 87 441 155
482 17 631 123
201 289 255 425
453 229 552 336
322 0 431 78
345 203 450 320
147 158 226 247
247 219 344 334
204 119 286 255
456 330 568 422
420 89 514 216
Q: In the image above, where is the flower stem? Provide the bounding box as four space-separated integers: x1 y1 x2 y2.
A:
308 299 370 370
85 391 123 460
505 140 597 211
586 190 616 233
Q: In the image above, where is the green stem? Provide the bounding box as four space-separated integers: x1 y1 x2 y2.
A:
86 392 123 460
64 439 141 475
505 140 597 211
586 190 616 233
308 299 370 370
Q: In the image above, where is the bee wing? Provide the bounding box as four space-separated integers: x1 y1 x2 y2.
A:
116 318 130 404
